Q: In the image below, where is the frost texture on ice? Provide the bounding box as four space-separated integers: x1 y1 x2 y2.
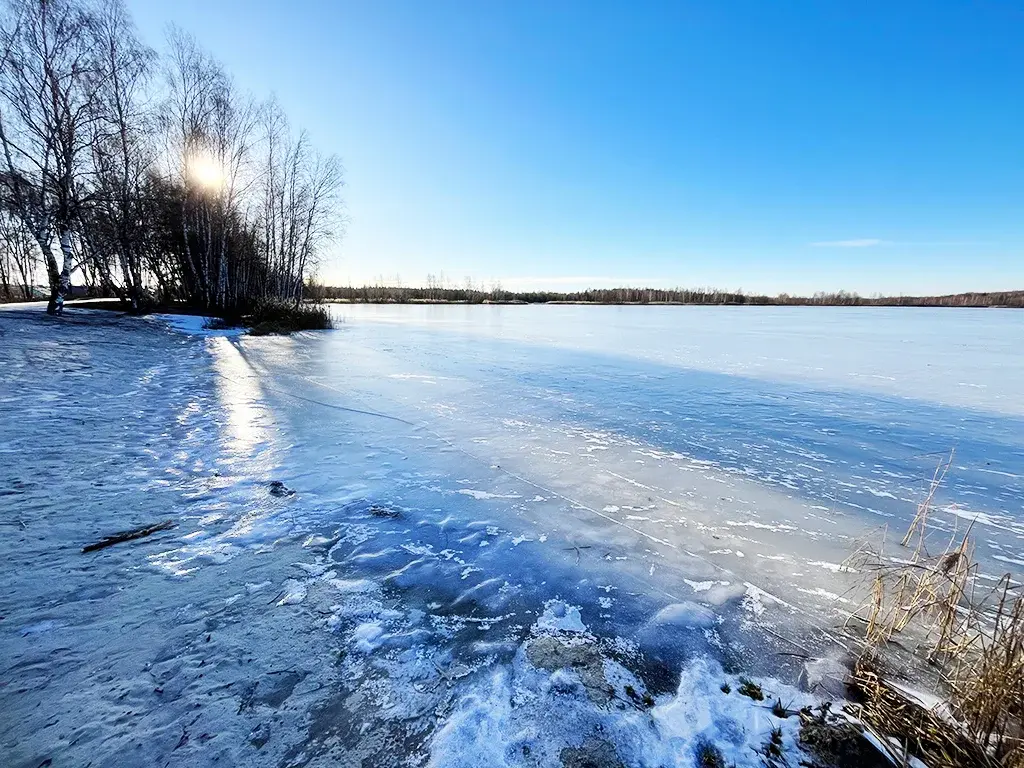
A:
650 601 717 628
535 600 588 633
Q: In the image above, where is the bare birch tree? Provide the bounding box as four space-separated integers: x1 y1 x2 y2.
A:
256 102 344 306
83 0 154 310
0 0 107 313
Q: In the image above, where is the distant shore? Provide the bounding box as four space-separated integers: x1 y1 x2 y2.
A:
4 286 1022 311
320 292 1024 308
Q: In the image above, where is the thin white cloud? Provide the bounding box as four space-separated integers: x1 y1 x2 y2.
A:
810 238 888 248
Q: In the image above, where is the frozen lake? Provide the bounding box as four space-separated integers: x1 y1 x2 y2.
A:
2 303 1022 767
326 304 1024 570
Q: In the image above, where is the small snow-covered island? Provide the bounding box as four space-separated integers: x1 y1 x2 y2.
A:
2 2 1023 768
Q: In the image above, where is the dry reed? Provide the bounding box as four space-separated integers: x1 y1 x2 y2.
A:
842 452 1024 767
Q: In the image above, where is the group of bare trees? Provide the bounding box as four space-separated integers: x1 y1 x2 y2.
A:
0 0 343 314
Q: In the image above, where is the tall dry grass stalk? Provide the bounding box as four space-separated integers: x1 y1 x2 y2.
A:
843 453 1024 767
900 450 956 552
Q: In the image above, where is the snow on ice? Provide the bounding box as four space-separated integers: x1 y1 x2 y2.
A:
1 302 1022 766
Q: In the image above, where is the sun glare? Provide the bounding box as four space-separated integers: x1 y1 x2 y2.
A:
186 152 225 190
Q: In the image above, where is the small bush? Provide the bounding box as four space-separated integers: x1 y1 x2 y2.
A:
737 677 764 701
771 698 792 718
245 301 333 336
761 726 784 761
695 741 727 768
204 316 239 331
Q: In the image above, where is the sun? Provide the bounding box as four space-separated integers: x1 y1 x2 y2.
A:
186 151 225 190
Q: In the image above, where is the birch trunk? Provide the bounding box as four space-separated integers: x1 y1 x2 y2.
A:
55 227 74 312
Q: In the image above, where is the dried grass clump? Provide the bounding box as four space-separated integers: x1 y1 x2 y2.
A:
246 301 333 336
843 451 1024 767
850 657 998 767
799 702 889 768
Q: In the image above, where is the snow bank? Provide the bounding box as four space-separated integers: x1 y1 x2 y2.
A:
428 639 813 767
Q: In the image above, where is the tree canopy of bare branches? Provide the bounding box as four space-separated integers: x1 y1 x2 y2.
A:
0 0 344 315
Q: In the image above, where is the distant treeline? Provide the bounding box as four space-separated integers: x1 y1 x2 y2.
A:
319 285 1024 308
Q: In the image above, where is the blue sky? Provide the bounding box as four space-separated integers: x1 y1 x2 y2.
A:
127 0 1023 295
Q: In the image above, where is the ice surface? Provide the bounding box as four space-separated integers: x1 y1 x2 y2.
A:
151 313 248 337
2 303 1022 766
321 304 1024 584
332 303 1024 415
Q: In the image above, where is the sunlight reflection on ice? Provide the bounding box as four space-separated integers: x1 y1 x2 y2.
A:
209 337 268 461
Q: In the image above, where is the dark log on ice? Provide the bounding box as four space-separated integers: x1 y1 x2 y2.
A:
82 520 176 553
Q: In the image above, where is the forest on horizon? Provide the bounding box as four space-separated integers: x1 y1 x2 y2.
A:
318 283 1024 308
